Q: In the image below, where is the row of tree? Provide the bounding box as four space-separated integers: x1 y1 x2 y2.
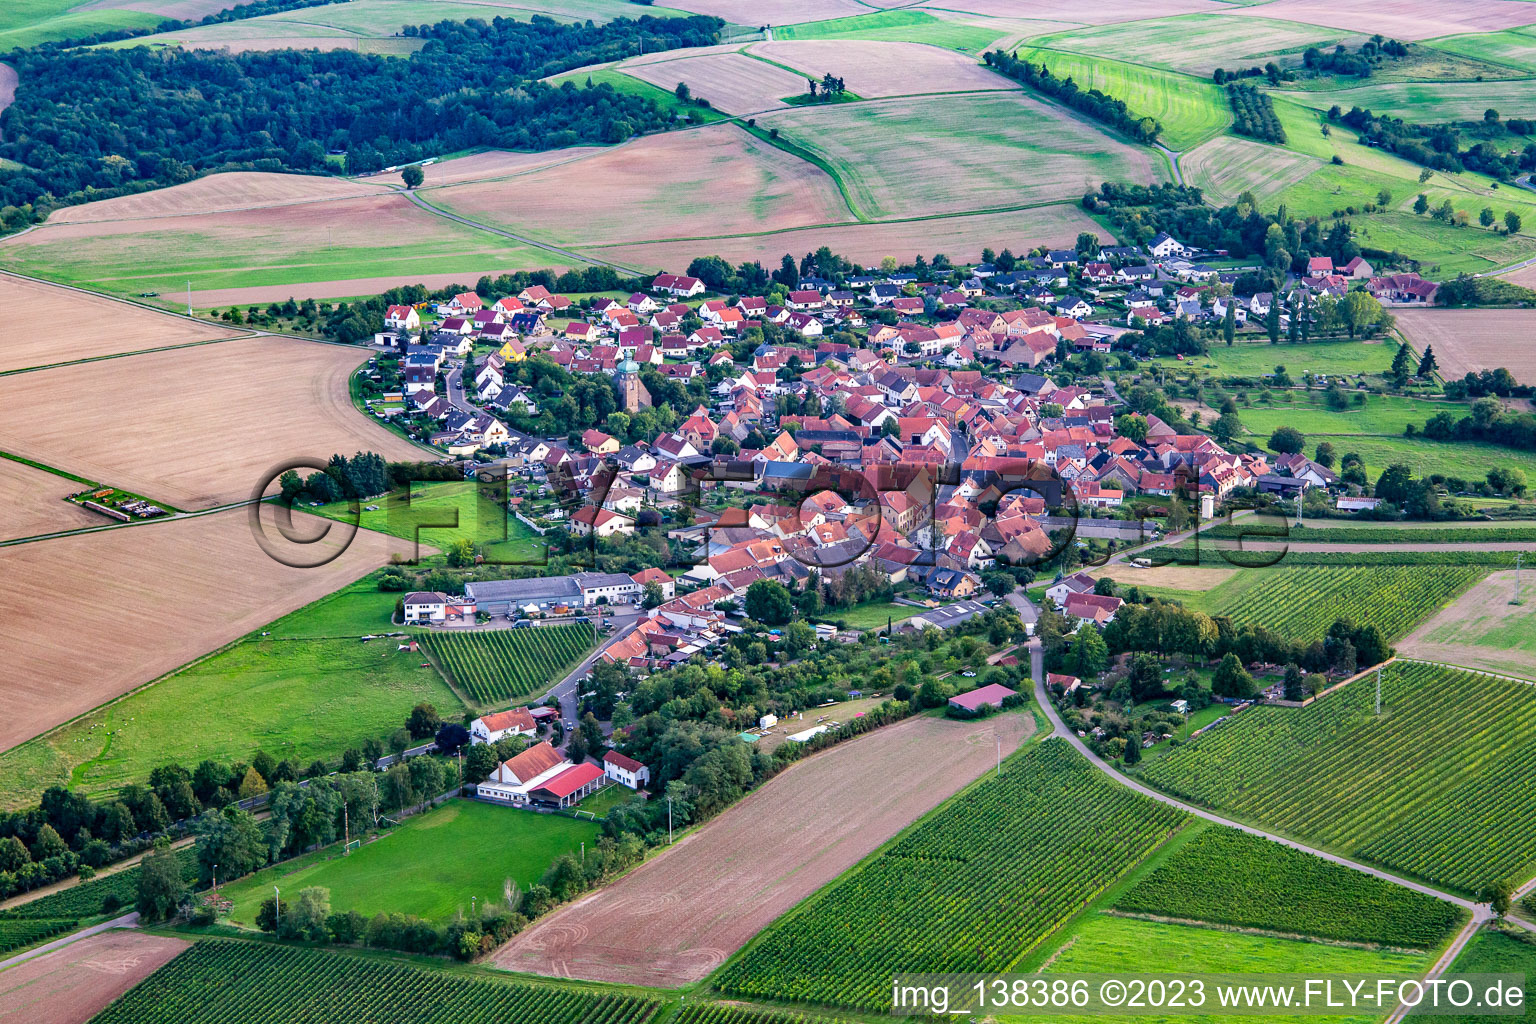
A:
1227 83 1286 144
984 50 1162 144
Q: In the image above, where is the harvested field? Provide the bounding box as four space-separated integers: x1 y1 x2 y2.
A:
754 92 1159 220
0 191 555 298
1399 569 1536 679
1088 564 1237 591
0 336 422 510
74 0 235 16
433 124 849 246
1216 0 1536 39
582 202 1107 270
0 273 241 373
0 460 98 543
1181 137 1321 204
492 709 1037 986
1395 308 1536 386
48 172 391 225
185 271 512 309
1028 14 1358 75
668 0 869 22
620 52 807 114
358 148 604 187
0 62 15 119
915 0 1220 25
0 930 189 1024
753 39 1015 97
1429 27 1536 74
0 507 415 755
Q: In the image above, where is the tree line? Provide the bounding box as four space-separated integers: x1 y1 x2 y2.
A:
983 50 1162 144
0 13 723 226
1227 83 1286 144
1331 106 1535 180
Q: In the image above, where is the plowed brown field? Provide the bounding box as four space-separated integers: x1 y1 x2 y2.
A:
492 709 1036 986
0 930 188 1024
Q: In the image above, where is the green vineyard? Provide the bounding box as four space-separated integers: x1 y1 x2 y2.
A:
91 941 660 1024
0 915 78 953
713 739 1186 1012
673 1007 851 1024
1205 565 1485 642
1 847 198 920
419 624 595 703
1140 661 1536 894
1114 826 1462 948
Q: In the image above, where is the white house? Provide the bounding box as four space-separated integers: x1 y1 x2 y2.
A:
385 305 420 330
1148 232 1189 259
602 750 651 789
402 591 449 623
470 707 537 745
1044 572 1097 608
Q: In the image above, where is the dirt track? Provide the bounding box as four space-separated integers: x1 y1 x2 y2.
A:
492 710 1035 986
0 930 186 1024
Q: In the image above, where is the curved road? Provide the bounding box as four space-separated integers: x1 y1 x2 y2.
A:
1031 676 1481 912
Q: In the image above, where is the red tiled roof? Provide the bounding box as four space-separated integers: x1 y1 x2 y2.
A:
603 750 646 773
535 762 605 799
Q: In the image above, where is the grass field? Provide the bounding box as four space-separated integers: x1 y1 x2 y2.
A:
1231 392 1475 438
1428 27 1536 74
92 941 660 1024
1399 569 1536 679
1027 14 1359 76
220 800 599 925
772 9 1009 52
1027 915 1431 1024
312 480 547 566
1181 136 1322 204
1114 824 1463 948
713 739 1185 1011
545 65 729 121
2 191 558 298
0 0 169 49
1139 661 1536 894
419 625 596 705
753 91 1160 220
821 599 925 630
1260 433 1536 482
1279 79 1536 124
0 636 463 809
259 573 404 639
1428 930 1536 1024
1013 47 1231 150
1155 339 1395 379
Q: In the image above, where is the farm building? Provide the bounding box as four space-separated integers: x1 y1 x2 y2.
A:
948 683 1018 713
402 591 449 623
530 762 606 808
603 750 650 789
470 707 537 746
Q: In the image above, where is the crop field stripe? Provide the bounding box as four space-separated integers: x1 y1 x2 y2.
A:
90 940 661 1024
418 624 594 704
712 739 1186 1011
1139 661 1536 893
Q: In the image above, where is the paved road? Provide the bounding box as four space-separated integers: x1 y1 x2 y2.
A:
444 363 476 415
1031 675 1482 913
1005 590 1038 629
538 609 643 740
0 912 139 971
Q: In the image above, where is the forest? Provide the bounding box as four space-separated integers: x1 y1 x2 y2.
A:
0 13 722 222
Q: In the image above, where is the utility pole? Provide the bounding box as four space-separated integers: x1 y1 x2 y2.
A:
186 281 192 317
1375 665 1383 716
667 794 673 845
343 801 350 853
1514 553 1524 606
581 841 585 866
274 886 280 931
213 863 218 893
996 736 1001 777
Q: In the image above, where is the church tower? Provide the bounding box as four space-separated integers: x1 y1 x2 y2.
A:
617 357 651 414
